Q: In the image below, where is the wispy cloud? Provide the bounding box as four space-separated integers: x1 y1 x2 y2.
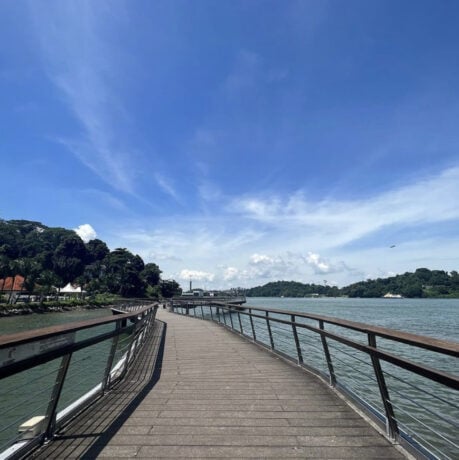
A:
102 165 459 288
230 166 459 249
154 173 181 202
29 2 138 194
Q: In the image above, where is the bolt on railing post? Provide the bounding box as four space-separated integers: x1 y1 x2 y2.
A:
249 309 257 341
266 311 275 349
319 320 336 386
291 315 303 364
44 352 72 439
368 333 399 440
237 311 243 334
102 321 121 393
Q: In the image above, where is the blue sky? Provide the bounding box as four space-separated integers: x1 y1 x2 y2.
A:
1 1 459 288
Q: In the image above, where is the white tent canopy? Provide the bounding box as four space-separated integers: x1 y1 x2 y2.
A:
60 283 86 294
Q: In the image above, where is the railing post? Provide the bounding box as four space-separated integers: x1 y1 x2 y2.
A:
237 311 243 334
249 309 257 341
319 320 336 386
102 320 121 393
229 308 234 329
368 333 399 440
210 305 214 321
265 311 275 349
222 308 228 326
44 353 72 439
200 305 204 319
217 307 221 323
121 324 139 378
291 315 303 364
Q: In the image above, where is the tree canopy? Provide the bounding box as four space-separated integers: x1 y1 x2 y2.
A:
0 219 173 299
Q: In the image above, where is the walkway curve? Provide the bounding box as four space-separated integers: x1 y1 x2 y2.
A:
32 309 408 459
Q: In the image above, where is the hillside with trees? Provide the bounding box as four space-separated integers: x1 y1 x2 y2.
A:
0 219 181 302
246 268 459 298
246 281 340 298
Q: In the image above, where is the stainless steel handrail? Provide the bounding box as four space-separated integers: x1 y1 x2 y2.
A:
171 301 458 460
0 303 158 459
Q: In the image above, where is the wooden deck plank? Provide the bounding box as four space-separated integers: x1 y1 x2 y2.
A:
31 309 407 459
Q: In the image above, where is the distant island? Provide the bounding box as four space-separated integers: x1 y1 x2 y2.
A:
246 269 459 299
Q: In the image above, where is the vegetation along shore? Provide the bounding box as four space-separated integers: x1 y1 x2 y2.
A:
1 219 458 309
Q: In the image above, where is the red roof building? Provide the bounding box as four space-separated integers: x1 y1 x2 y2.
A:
0 275 26 292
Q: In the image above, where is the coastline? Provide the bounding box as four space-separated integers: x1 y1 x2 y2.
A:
0 304 109 317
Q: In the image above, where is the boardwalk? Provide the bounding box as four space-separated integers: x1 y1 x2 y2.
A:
31 309 407 459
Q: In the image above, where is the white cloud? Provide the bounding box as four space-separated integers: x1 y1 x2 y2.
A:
101 165 459 288
74 224 97 243
303 252 350 275
247 253 294 280
250 253 275 265
230 166 459 249
223 267 239 281
179 269 215 282
305 252 331 274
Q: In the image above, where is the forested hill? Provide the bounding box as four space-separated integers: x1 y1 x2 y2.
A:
0 219 181 298
246 281 340 298
246 268 459 298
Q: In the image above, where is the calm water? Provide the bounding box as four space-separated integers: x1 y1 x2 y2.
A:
0 308 112 335
245 297 459 342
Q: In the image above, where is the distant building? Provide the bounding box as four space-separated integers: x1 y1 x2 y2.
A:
383 292 403 299
0 275 26 294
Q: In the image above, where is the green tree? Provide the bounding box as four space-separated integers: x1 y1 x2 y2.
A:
86 239 110 263
16 258 41 301
103 248 145 297
141 263 162 287
0 256 10 295
160 280 181 298
37 270 61 301
7 259 20 303
52 235 88 283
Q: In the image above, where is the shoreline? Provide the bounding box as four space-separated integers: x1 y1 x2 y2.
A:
0 304 110 317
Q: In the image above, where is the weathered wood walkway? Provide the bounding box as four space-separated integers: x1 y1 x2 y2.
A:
31 309 407 459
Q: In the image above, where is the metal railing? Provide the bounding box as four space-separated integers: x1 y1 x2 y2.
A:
0 303 158 459
170 301 459 460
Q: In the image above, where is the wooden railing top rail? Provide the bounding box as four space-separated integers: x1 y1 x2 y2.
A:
215 302 459 357
0 304 157 349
